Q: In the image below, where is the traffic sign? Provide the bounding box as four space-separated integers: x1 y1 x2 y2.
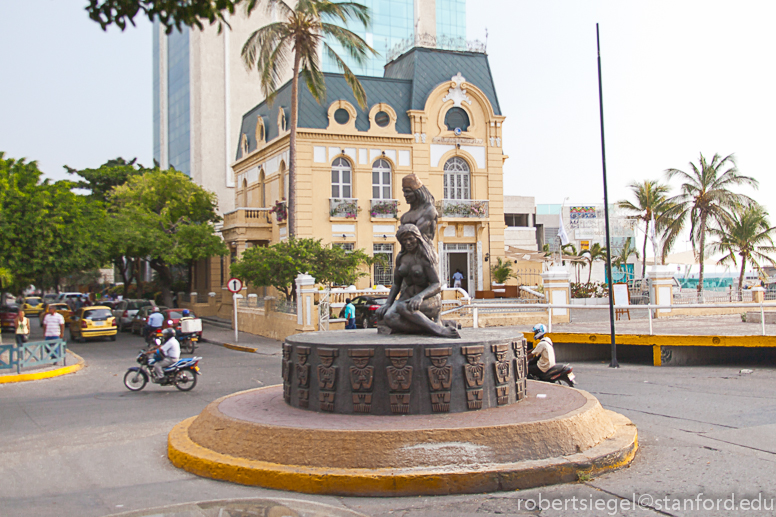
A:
227 277 243 293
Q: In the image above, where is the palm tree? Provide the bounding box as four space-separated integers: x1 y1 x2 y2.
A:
582 243 607 284
708 203 776 300
241 0 376 236
664 153 758 294
561 243 584 283
617 180 672 279
612 237 639 283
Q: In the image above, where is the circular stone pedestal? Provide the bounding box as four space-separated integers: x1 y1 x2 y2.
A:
169 383 638 496
282 328 529 415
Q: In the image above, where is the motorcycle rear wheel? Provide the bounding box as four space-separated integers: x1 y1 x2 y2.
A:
174 369 197 391
124 369 148 391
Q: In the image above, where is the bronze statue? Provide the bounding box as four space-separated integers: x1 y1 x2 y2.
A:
400 174 438 244
376 223 460 338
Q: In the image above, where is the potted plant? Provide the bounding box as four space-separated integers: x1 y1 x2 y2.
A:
490 257 517 285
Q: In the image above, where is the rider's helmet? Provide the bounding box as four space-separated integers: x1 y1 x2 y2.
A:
152 306 160 313
532 323 547 341
182 309 190 317
162 328 175 340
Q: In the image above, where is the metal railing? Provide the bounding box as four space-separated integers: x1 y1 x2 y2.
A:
0 339 67 374
369 199 398 219
329 198 360 219
436 199 489 218
442 301 776 336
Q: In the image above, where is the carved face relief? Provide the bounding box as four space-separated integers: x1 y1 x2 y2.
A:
320 356 334 368
466 353 482 365
390 356 408 369
352 357 370 369
430 356 448 368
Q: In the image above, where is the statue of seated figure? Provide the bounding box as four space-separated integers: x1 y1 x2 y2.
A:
375 224 460 339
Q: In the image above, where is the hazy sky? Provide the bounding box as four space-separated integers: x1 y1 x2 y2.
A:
2 1 774 235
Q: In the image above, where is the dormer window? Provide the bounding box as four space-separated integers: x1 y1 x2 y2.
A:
444 107 470 132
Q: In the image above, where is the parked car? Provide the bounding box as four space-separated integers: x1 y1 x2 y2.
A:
22 296 44 316
68 306 117 342
345 295 388 329
113 299 153 332
0 305 19 333
57 292 84 304
43 293 59 303
160 309 202 338
130 305 169 335
39 303 74 327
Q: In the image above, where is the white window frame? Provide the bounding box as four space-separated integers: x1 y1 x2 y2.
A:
443 157 471 200
372 159 392 200
331 157 353 199
373 243 394 285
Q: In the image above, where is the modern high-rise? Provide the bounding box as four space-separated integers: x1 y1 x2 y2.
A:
152 0 468 215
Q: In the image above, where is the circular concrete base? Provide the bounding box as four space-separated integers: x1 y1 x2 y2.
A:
169 383 637 496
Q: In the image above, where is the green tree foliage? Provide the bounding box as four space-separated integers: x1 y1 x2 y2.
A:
241 0 376 236
617 180 672 278
85 0 256 33
708 203 776 300
612 237 639 283
490 257 517 284
0 153 108 292
664 153 758 294
230 238 374 300
110 168 228 306
581 243 608 284
65 157 145 203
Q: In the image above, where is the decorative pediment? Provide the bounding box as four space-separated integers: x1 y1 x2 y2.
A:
443 72 472 108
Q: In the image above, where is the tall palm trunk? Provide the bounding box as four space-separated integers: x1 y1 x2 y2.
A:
738 254 746 302
642 217 649 279
288 51 301 238
697 213 707 295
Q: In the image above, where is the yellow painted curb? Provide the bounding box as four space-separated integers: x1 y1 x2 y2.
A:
524 332 776 348
168 412 638 496
222 343 257 353
0 351 85 384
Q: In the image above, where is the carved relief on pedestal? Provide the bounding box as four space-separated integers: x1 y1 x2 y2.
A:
296 346 311 408
282 343 293 403
317 348 339 412
462 345 485 410
425 347 453 412
386 348 413 414
348 348 375 413
492 343 511 405
512 339 528 401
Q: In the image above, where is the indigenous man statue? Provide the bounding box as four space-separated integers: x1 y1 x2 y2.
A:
375 174 460 338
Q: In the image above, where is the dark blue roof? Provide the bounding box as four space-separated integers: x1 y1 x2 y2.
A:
237 47 500 160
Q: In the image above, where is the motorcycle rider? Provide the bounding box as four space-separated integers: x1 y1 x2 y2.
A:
145 306 164 339
150 328 180 381
528 323 556 378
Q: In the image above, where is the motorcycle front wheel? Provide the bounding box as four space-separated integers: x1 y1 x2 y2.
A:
174 369 197 391
124 369 148 391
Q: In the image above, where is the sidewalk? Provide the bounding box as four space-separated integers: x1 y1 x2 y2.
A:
555 313 776 336
200 323 281 355
0 350 85 383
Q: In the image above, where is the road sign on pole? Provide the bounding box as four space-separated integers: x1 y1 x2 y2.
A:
227 277 243 294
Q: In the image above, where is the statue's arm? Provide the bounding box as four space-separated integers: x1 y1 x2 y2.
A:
407 262 441 310
415 207 437 240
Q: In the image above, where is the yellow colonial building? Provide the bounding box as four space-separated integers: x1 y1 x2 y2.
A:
219 46 507 299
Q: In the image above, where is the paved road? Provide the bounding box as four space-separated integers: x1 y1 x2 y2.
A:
3 321 776 516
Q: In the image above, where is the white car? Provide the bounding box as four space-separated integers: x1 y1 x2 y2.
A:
112 299 153 332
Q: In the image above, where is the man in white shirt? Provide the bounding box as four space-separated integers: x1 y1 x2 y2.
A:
43 305 65 341
145 307 164 339
152 328 180 381
528 323 555 377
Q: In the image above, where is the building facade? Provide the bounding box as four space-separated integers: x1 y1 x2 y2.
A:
221 46 506 299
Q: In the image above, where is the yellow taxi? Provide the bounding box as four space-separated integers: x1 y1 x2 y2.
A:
40 303 74 327
68 306 117 342
22 296 44 316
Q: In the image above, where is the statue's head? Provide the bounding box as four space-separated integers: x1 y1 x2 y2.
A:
397 224 423 251
402 174 423 204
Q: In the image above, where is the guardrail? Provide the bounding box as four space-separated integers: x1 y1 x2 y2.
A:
0 339 67 374
442 302 776 336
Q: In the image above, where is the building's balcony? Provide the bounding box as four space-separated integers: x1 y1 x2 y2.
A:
221 208 273 241
437 199 489 219
369 199 399 219
330 198 360 219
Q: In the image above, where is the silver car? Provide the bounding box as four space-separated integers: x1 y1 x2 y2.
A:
113 299 153 332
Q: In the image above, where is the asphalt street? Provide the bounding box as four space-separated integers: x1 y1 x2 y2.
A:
3 321 776 516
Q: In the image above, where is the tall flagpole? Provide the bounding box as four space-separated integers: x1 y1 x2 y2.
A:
597 23 618 368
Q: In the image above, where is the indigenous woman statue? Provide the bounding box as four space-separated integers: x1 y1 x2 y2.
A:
400 174 438 245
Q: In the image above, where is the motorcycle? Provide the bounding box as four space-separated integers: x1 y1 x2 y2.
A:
176 331 198 354
123 350 201 391
145 327 163 347
528 362 576 387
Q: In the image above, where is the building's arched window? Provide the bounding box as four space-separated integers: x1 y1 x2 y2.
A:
444 107 470 132
259 170 266 208
443 157 471 200
240 178 248 207
331 157 352 198
278 162 286 200
372 159 392 199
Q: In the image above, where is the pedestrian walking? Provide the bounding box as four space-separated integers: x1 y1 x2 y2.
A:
43 304 65 341
14 309 30 346
452 269 464 289
343 298 356 329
